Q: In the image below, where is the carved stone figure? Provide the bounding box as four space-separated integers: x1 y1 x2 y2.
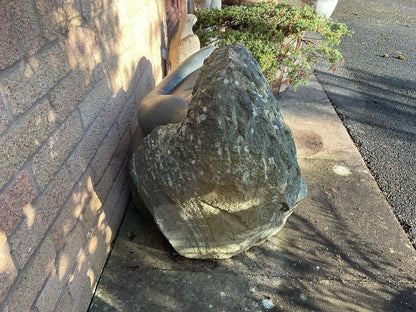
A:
169 14 200 70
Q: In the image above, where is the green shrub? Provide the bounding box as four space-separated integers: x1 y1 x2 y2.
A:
194 1 353 88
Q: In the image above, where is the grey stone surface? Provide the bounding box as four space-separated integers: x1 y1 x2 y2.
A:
131 43 306 259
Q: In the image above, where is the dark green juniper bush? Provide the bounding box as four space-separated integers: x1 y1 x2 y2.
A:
194 1 353 89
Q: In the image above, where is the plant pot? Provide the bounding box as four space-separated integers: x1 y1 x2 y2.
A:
302 0 339 18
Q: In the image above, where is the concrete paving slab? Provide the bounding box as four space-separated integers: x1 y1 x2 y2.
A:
89 76 416 312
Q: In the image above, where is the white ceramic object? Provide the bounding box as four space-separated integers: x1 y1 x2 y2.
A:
302 0 339 18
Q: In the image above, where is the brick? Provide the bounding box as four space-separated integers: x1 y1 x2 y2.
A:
0 3 19 70
10 168 73 268
116 97 137 137
0 94 11 135
91 11 119 71
55 287 73 312
0 43 71 117
34 268 63 312
66 117 107 182
33 111 83 190
129 112 139 135
52 173 94 250
65 24 101 72
94 160 114 203
101 161 129 223
50 69 93 124
72 282 95 312
106 187 129 243
0 170 36 236
134 65 155 103
55 0 82 33
35 224 84 312
68 252 93 306
90 230 109 276
70 229 109 312
80 0 107 21
80 189 103 236
78 78 112 129
100 89 126 132
34 0 60 41
3 236 56 312
0 99 55 189
109 127 130 180
9 0 43 56
90 125 120 182
0 233 18 305
90 62 104 83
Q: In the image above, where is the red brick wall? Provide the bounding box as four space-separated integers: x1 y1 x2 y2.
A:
0 0 167 311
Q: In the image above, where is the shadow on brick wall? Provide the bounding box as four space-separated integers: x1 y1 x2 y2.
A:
0 0 165 310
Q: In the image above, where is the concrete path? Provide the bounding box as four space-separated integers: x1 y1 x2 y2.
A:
89 77 416 312
315 0 416 245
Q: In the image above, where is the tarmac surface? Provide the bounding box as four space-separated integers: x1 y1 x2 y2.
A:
89 77 416 312
315 0 416 245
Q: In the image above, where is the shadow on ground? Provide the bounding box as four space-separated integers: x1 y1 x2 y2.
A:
315 66 416 245
89 79 416 312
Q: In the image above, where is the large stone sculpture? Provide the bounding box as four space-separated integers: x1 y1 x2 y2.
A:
169 14 200 70
131 43 306 259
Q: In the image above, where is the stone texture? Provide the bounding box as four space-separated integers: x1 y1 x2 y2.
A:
133 65 155 103
0 3 19 70
55 0 82 33
34 0 60 41
0 170 37 236
33 111 83 190
100 90 126 132
78 78 112 129
3 236 56 312
102 162 129 221
50 68 93 124
55 287 74 312
80 189 102 236
11 168 74 268
0 43 71 117
116 96 137 137
80 0 107 21
53 172 94 250
131 44 306 259
0 94 10 135
68 254 94 309
65 25 101 72
66 114 107 182
9 0 43 56
35 224 84 312
169 14 200 70
0 233 18 306
0 99 55 189
94 160 114 202
91 124 121 182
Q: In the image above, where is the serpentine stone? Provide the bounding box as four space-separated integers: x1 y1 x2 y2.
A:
131 43 306 259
